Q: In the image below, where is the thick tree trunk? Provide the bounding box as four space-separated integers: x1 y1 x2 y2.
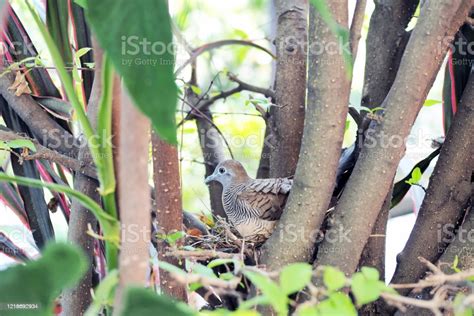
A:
390 72 474 293
152 134 187 301
314 0 472 276
268 0 307 179
261 0 350 269
356 0 419 284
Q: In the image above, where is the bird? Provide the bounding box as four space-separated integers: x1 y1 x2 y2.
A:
205 160 292 242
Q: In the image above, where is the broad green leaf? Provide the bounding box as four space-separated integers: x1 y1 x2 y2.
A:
315 292 357 316
85 270 118 316
351 269 387 306
424 99 441 107
74 0 87 9
322 266 347 292
279 263 313 295
243 270 288 315
0 243 87 316
87 0 178 144
120 288 196 316
191 263 217 279
360 267 380 281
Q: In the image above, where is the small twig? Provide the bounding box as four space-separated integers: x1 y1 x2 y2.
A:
349 0 367 60
165 249 243 260
175 39 275 76
177 72 274 127
0 129 96 178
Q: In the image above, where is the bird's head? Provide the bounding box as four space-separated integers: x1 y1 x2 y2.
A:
205 160 249 188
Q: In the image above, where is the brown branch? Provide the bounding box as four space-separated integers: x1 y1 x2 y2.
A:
360 0 419 110
61 40 103 316
314 0 472 277
0 128 96 178
115 88 152 311
165 249 243 261
175 39 276 76
261 0 349 270
0 67 78 157
390 71 474 293
349 0 367 60
176 72 274 127
267 0 307 179
152 133 187 301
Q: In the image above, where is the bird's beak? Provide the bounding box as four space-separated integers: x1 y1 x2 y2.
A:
204 174 215 184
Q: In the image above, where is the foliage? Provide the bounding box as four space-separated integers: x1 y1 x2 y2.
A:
0 243 87 316
86 0 178 144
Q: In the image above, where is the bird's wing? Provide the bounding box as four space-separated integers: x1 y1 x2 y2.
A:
238 178 292 221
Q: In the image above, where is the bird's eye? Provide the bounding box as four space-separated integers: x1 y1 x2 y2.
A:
218 167 226 174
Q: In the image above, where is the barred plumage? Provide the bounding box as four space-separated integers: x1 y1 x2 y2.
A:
205 160 292 242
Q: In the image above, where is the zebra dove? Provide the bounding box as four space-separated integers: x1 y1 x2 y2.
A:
205 160 292 242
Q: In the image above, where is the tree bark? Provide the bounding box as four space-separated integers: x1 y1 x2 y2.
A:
361 0 419 110
0 69 77 157
62 41 103 316
314 0 472 276
115 89 151 311
349 0 367 60
268 0 307 179
152 134 187 301
261 0 350 269
390 71 474 293
439 201 474 272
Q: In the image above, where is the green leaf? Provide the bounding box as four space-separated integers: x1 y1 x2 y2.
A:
351 268 386 306
424 99 441 107
87 0 178 144
323 266 347 292
279 263 313 295
453 293 474 316
74 0 88 9
360 267 380 281
75 47 92 59
207 258 236 269
189 85 202 95
344 120 350 133
157 261 187 277
85 270 118 316
316 292 357 316
243 270 288 315
451 255 461 273
120 287 196 316
191 263 217 279
0 243 87 316
405 167 422 185
0 140 36 152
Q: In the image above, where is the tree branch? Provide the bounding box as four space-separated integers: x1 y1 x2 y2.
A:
0 128 96 178
267 0 307 179
349 0 367 60
390 70 474 294
314 0 472 277
261 0 350 269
